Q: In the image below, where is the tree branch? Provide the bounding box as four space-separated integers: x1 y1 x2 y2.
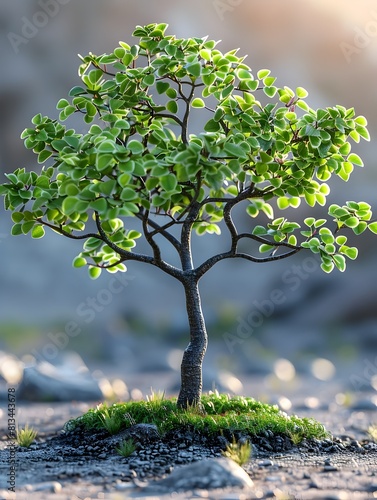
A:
177 79 195 144
95 213 183 280
195 247 302 280
135 212 181 252
94 213 153 265
180 172 203 271
141 209 162 262
237 232 300 250
36 218 101 241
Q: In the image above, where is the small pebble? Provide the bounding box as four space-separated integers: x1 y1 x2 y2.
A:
258 459 274 467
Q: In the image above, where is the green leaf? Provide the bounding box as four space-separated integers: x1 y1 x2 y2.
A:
96 154 114 172
314 219 327 228
166 100 178 114
237 68 252 80
120 187 138 201
224 142 247 158
98 140 116 153
69 86 86 96
261 203 274 219
289 197 301 208
288 235 297 245
62 196 78 215
296 87 308 98
356 126 370 141
57 99 70 109
277 197 290 210
191 98 205 108
156 81 170 94
160 174 177 192
257 69 270 79
199 49 211 61
308 238 320 252
246 204 258 217
333 254 346 272
128 140 144 155
344 216 359 228
11 212 24 223
89 267 102 279
65 183 80 196
73 256 87 268
336 235 347 245
252 225 267 235
342 246 358 260
143 74 155 86
304 192 316 207
32 113 42 125
347 153 364 167
31 225 45 239
128 230 142 240
368 221 377 234
320 233 334 244
22 221 35 234
296 100 310 112
264 86 277 98
86 102 97 118
321 262 334 273
355 115 368 126
204 119 221 132
11 223 23 236
353 221 368 235
259 244 274 253
304 217 315 227
90 198 107 214
186 62 201 78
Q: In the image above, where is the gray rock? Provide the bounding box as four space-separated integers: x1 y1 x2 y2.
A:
126 424 160 444
349 398 377 411
25 481 62 493
17 358 103 402
105 424 160 450
258 459 274 467
140 457 253 493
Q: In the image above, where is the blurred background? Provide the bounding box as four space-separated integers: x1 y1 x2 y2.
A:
1 0 377 406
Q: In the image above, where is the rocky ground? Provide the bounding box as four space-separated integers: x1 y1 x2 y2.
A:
1 372 377 500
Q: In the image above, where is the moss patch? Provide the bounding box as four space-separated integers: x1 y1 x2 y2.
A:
65 392 330 444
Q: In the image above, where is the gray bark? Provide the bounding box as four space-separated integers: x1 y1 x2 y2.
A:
177 277 208 409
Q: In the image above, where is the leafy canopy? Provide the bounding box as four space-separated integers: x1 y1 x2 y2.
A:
0 22 375 276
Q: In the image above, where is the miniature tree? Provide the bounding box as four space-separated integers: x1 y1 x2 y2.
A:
1 23 376 408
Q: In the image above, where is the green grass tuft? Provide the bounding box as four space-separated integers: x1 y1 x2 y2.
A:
65 392 330 444
222 436 252 465
16 424 38 447
116 438 137 457
98 405 123 435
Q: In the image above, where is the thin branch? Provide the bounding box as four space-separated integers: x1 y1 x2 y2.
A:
200 196 236 205
223 203 238 253
36 218 101 241
94 213 154 265
237 233 301 250
199 182 256 208
95 258 125 269
141 209 162 262
153 113 184 127
195 247 302 280
135 212 181 252
95 213 183 279
177 80 195 144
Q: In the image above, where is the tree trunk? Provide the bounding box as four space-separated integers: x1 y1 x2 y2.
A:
177 277 208 409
